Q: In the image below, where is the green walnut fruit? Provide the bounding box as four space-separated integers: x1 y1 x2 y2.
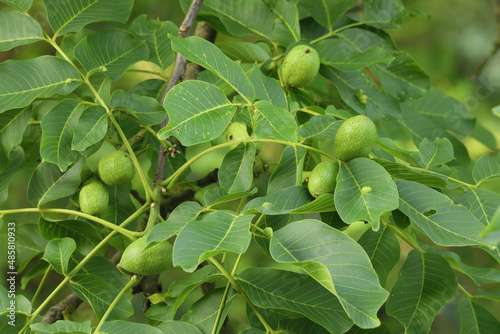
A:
334 115 377 162
119 237 173 275
79 177 109 216
282 45 320 88
98 151 135 185
308 161 340 198
225 122 250 148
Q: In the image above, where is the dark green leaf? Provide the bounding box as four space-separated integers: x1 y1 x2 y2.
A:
21 260 49 289
0 11 43 51
254 100 297 142
72 106 108 151
16 223 48 272
268 146 306 193
249 64 287 110
374 159 448 188
219 142 256 193
243 186 312 215
0 106 31 171
0 147 24 205
98 320 162 334
464 187 500 226
346 324 392 333
102 183 136 225
266 0 301 45
205 187 257 207
459 299 500 334
298 0 353 28
418 137 454 168
472 155 500 185
363 0 408 29
156 321 203 334
0 0 33 11
110 90 167 126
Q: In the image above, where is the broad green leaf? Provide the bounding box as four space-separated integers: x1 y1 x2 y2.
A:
0 56 81 113
0 0 32 11
40 99 84 171
129 15 178 69
169 35 255 101
16 223 48 272
346 324 392 334
190 0 273 40
268 146 306 193
204 187 257 207
358 226 400 286
98 320 162 334
72 106 108 151
43 0 134 37
374 159 448 188
270 219 388 328
30 320 91 334
182 289 236 334
110 90 167 126
476 289 500 302
219 142 256 193
266 0 301 45
418 137 454 168
317 38 394 72
0 106 31 170
374 138 418 165
386 251 457 334
217 42 271 63
459 299 500 334
156 321 203 334
298 0 353 28
254 100 297 142
0 147 24 205
27 159 84 206
472 155 500 185
74 29 149 81
403 89 474 137
42 238 76 275
238 268 353 333
0 283 31 316
148 202 203 244
21 256 49 290
173 211 254 272
363 0 408 29
240 329 266 334
290 193 336 213
321 66 400 121
279 318 331 334
69 274 133 320
249 64 287 110
481 206 500 245
102 183 136 225
298 115 342 139
335 158 399 231
158 80 236 146
77 257 128 287
39 217 103 256
396 180 492 247
0 11 43 51
243 186 312 215
464 187 500 226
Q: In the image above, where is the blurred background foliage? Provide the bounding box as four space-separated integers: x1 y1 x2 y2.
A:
1 0 500 333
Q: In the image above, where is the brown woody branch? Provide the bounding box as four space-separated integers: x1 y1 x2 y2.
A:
42 292 83 324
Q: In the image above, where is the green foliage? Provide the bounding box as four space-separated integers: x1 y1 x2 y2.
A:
1 0 499 333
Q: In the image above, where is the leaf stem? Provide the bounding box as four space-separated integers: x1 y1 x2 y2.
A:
93 275 139 333
409 165 477 189
30 265 51 308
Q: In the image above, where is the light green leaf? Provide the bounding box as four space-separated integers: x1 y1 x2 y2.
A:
30 320 91 334
0 11 43 51
69 274 133 320
0 284 31 316
459 299 500 334
472 155 500 185
374 159 448 188
0 147 24 205
43 0 134 37
42 238 76 275
182 288 236 334
464 187 500 226
0 56 81 113
0 106 30 171
249 64 287 110
238 268 353 333
0 0 33 11
317 38 394 72
396 180 492 247
219 142 256 193
320 66 401 121
270 219 388 328
27 159 84 207
266 0 301 45
493 104 500 117
358 226 400 286
243 186 312 215
363 0 408 29
148 202 203 244
40 99 84 171
129 15 178 69
72 106 108 151
169 35 255 101
298 115 342 139
268 146 306 193
39 217 103 256
16 223 48 272
290 193 336 213
204 187 257 207
418 137 454 168
156 321 203 334
98 320 162 334
110 90 167 126
254 100 297 142
217 42 271 63
481 206 500 245
335 158 399 231
173 211 254 272
386 251 457 334
158 80 236 146
298 0 353 28
74 29 149 81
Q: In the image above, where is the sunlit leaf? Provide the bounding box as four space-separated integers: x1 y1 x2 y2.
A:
249 64 287 110
72 106 108 151
254 100 297 142
298 115 342 139
42 237 76 275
